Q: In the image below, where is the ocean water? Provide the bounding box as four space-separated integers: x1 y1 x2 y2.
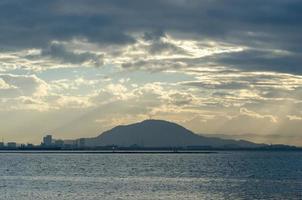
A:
0 151 301 200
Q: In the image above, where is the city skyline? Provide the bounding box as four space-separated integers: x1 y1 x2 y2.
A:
1 0 302 145
0 119 301 149
1 119 300 150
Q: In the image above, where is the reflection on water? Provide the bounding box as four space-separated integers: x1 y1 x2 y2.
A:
0 151 301 199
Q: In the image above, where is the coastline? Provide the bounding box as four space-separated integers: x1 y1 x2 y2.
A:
0 148 302 154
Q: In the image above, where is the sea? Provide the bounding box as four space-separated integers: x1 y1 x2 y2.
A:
0 151 301 200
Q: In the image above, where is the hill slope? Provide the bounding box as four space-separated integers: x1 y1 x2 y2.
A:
84 119 264 148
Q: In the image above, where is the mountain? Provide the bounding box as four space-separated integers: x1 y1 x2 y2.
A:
84 119 265 148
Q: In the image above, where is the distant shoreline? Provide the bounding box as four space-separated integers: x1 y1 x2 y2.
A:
0 148 301 154
0 150 218 154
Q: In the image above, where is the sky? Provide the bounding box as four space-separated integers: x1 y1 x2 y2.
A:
1 0 302 145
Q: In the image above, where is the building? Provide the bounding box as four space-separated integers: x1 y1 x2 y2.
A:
0 142 4 148
7 142 17 148
77 138 86 148
43 135 53 146
54 139 64 148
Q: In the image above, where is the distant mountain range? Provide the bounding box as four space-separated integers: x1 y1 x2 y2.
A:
83 119 266 148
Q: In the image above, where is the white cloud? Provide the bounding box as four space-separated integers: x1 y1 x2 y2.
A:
55 95 92 109
0 74 48 97
287 115 302 121
239 107 278 123
0 78 13 89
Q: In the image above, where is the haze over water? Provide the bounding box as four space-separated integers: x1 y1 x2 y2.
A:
0 151 301 200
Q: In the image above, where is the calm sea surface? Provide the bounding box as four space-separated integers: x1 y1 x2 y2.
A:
0 151 301 200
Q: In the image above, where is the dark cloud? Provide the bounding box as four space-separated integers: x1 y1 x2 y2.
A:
40 42 104 66
0 0 302 74
142 31 189 55
0 0 301 47
212 49 302 74
143 30 166 41
0 0 135 50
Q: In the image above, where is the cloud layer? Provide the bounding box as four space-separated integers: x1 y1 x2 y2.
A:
0 0 302 145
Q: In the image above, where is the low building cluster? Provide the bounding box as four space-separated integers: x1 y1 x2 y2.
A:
0 134 86 150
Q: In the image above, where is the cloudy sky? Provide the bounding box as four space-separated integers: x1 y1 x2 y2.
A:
1 0 302 145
